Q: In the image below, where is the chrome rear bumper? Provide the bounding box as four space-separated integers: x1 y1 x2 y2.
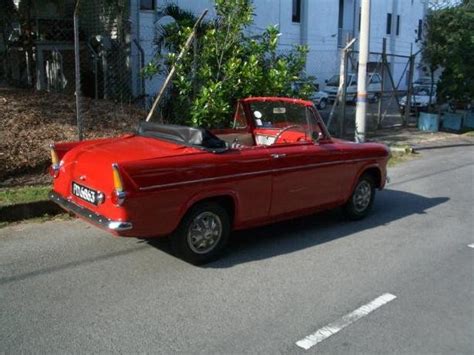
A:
49 191 133 232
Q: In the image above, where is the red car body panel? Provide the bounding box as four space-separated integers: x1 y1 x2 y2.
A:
50 97 389 238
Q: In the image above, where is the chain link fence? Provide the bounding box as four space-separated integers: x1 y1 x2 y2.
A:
77 0 132 101
325 39 418 138
1 0 146 140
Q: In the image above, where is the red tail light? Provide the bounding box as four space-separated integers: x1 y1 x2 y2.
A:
111 163 126 206
49 144 60 178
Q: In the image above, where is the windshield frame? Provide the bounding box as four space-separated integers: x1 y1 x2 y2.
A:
245 100 330 144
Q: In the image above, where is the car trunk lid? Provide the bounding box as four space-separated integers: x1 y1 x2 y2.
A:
56 135 203 211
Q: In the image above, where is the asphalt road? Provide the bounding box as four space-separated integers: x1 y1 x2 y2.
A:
1 145 473 353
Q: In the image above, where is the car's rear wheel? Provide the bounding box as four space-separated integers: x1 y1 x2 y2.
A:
344 174 375 220
171 202 230 264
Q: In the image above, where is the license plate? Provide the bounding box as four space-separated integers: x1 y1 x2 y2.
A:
72 182 98 205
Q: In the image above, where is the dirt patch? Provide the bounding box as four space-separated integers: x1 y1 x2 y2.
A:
0 87 146 186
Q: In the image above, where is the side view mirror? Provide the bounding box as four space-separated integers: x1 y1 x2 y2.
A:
325 79 328 84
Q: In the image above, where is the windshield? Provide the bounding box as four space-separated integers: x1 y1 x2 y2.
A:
326 75 339 86
413 86 435 96
327 74 359 87
250 102 309 129
249 101 322 143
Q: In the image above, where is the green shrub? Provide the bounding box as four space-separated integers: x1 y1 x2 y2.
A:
143 0 316 128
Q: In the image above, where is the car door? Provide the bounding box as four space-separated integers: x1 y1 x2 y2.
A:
211 145 273 226
268 108 345 217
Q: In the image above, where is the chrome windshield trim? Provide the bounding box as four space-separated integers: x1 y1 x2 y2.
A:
49 191 133 232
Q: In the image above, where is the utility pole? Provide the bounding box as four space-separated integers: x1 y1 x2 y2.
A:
377 38 386 129
355 0 371 143
405 44 415 126
73 0 83 141
339 34 352 137
327 38 356 135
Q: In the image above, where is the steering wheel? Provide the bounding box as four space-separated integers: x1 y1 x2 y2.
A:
273 125 306 144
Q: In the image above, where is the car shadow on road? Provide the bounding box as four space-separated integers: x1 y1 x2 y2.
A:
145 189 448 268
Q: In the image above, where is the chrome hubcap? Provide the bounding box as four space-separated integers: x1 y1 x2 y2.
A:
353 180 372 213
187 212 222 254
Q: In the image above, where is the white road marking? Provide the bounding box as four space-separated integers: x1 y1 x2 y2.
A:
468 243 474 249
295 293 397 350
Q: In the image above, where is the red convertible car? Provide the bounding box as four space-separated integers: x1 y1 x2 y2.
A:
49 97 389 263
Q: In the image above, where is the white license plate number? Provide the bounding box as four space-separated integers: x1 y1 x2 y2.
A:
72 182 98 205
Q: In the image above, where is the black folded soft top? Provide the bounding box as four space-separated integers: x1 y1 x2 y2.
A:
137 122 228 152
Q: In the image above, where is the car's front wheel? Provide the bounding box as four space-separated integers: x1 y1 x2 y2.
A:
171 202 230 264
344 174 375 220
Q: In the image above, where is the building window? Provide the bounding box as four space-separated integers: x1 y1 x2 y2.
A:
292 0 301 23
338 0 344 29
140 0 155 11
386 13 392 35
396 15 400 36
418 19 423 40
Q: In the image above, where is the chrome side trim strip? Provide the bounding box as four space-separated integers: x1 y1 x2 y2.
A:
139 157 375 191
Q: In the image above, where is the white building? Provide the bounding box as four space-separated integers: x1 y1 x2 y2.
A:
131 0 428 99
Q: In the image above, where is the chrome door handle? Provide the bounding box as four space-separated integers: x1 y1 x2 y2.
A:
271 153 287 159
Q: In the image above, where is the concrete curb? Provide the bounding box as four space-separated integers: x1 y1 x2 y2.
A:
412 142 474 151
0 200 63 223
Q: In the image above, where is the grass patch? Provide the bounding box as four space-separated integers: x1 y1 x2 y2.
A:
388 152 417 167
462 131 474 137
0 185 50 206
